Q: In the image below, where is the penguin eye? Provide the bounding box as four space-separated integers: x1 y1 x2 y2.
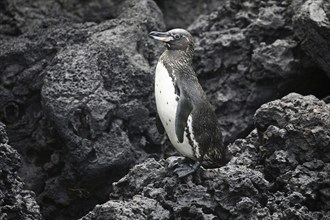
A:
173 34 181 40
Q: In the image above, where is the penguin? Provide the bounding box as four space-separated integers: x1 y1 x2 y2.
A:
149 28 229 177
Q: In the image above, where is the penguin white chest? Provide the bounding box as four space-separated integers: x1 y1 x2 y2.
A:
154 61 196 160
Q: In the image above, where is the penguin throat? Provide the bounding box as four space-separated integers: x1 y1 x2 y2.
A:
162 49 193 66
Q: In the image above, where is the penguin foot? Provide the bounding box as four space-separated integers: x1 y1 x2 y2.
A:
174 161 200 178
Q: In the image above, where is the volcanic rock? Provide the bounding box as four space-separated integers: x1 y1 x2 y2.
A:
188 0 330 144
40 0 164 218
1 0 165 219
155 0 225 29
81 93 330 219
0 122 41 220
293 0 330 78
1 0 330 219
255 93 330 163
81 195 170 220
0 0 124 36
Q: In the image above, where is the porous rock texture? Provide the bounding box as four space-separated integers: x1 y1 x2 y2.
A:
1 0 164 219
82 93 330 219
0 0 123 35
188 0 330 144
41 0 164 218
293 0 330 78
0 0 330 219
154 0 226 29
0 122 41 220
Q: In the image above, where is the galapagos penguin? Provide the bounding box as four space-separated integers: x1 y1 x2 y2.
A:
149 28 228 177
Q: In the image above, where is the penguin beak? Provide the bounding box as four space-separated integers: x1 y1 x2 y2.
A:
149 31 174 42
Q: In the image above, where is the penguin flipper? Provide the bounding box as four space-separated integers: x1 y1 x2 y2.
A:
175 93 193 143
156 114 165 134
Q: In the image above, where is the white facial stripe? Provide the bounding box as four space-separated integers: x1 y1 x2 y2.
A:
183 36 190 43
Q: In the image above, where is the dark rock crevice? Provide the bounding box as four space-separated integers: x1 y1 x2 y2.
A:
0 0 330 219
0 122 42 220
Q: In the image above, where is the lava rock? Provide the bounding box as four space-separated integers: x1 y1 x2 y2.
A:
187 0 330 144
80 195 170 220
86 156 271 219
42 0 164 178
1 0 330 219
293 0 330 78
155 0 225 29
82 158 270 220
253 93 330 215
40 0 164 218
0 21 98 220
83 93 330 219
0 0 124 36
1 0 165 219
254 93 330 163
0 122 41 220
0 20 95 193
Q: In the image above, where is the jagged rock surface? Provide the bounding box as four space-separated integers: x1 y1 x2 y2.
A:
1 0 164 219
40 1 164 218
255 93 330 164
155 0 225 29
293 0 330 78
80 195 170 220
0 122 41 220
187 0 330 144
1 0 330 219
81 93 330 219
0 0 124 36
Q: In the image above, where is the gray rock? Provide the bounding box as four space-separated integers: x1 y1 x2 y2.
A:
84 93 330 219
254 93 330 163
254 93 330 216
80 195 170 220
187 0 330 144
155 0 225 29
0 122 9 144
0 0 124 35
104 158 270 220
39 0 164 218
42 0 163 177
293 0 330 78
0 123 41 220
1 0 330 219
0 21 99 220
96 157 271 219
1 0 165 219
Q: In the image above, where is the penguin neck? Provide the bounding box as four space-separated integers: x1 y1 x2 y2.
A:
161 48 194 68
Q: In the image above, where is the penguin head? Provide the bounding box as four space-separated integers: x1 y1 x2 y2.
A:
149 28 194 52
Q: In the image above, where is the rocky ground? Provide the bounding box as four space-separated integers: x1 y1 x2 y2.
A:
0 122 41 219
0 0 329 219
